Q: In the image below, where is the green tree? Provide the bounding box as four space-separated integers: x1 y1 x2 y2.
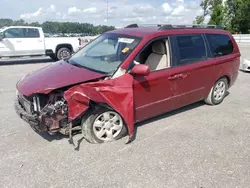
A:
208 0 224 25
0 19 116 35
0 18 13 27
225 0 250 33
194 0 212 24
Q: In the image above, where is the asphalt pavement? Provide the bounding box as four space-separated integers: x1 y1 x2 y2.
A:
0 45 249 188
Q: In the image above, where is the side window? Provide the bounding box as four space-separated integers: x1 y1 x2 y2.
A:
133 37 171 72
206 34 233 57
24 28 40 38
4 28 24 38
176 34 207 66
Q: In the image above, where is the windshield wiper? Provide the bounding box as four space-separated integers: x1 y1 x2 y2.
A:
66 59 84 68
71 62 84 68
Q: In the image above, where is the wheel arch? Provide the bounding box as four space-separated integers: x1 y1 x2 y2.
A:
80 100 129 143
81 100 129 131
217 75 230 86
55 43 73 54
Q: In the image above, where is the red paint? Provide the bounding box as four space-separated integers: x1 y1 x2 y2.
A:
15 26 241 139
130 64 150 76
17 60 105 96
64 74 134 135
118 28 240 69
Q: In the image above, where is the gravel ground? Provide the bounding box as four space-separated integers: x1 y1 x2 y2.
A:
0 45 249 188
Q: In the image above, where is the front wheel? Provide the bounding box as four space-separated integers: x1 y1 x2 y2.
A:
204 77 228 105
81 107 127 144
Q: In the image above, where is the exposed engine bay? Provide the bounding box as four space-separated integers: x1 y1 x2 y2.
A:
17 90 75 135
35 92 69 133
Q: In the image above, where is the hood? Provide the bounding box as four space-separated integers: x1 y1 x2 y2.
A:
17 60 105 96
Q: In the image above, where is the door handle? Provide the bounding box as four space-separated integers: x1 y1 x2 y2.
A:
38 40 43 42
178 73 188 78
168 73 188 80
168 74 179 80
16 40 22 43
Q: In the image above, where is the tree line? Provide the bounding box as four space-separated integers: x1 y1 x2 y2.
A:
194 0 250 34
0 18 116 35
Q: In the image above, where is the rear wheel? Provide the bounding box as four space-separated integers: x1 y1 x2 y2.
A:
204 77 228 105
81 107 127 144
56 47 72 60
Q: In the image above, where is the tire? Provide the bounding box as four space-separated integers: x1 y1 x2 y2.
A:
204 77 228 105
81 107 128 144
56 47 72 60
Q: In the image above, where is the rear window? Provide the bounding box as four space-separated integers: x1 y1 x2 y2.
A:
176 34 207 65
24 28 40 38
206 34 233 57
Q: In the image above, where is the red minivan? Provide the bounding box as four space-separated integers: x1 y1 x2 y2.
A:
14 24 241 144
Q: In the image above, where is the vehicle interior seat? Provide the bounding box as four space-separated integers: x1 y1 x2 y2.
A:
145 40 168 71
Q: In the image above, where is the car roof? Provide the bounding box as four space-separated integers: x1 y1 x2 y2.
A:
107 24 231 38
107 27 160 37
5 26 41 29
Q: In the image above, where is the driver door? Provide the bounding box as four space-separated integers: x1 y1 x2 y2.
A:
133 37 177 122
0 27 25 57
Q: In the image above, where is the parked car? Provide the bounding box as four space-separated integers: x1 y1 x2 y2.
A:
14 24 241 144
0 26 80 60
239 58 250 72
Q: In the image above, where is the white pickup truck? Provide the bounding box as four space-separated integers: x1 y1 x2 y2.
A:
0 26 82 60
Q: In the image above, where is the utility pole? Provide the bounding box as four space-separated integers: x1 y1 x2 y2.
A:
106 0 109 24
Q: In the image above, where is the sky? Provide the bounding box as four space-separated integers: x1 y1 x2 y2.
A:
0 0 209 27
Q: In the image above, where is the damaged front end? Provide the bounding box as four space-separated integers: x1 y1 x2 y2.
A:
15 73 135 144
14 90 78 135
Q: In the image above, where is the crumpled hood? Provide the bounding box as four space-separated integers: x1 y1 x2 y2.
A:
16 60 105 96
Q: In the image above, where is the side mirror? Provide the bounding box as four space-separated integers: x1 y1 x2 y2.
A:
130 64 150 76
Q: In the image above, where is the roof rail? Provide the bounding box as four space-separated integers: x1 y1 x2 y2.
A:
124 23 226 30
125 24 139 28
159 24 225 30
124 23 163 28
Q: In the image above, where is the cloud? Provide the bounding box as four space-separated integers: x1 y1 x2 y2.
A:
171 5 185 16
162 3 173 14
83 7 97 13
16 0 202 26
20 8 43 19
177 0 184 3
134 4 155 14
68 7 81 14
49 5 56 11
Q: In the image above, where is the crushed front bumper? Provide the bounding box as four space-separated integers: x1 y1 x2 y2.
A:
14 95 72 134
14 97 42 132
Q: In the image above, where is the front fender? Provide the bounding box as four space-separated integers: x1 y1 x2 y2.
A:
64 74 135 136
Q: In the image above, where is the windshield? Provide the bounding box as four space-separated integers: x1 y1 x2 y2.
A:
68 33 141 74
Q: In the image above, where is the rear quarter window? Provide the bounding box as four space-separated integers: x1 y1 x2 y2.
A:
206 34 233 57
